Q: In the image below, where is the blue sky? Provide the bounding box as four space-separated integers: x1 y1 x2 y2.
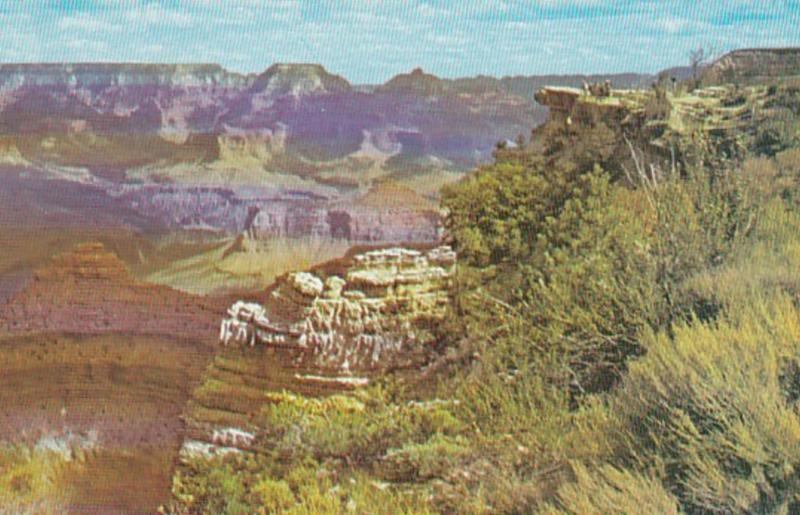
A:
0 1 798 83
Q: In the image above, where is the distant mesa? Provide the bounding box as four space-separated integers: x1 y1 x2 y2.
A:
249 63 352 96
0 62 248 87
33 242 129 283
377 67 446 94
348 179 438 211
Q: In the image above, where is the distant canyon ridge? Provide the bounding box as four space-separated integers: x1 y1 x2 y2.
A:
0 60 670 242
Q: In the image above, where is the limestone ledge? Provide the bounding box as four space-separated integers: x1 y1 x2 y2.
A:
219 246 455 371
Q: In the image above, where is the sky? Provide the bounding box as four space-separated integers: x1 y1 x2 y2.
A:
0 1 798 83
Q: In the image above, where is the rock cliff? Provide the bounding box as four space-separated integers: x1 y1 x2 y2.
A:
115 181 442 243
531 71 800 178
220 245 455 372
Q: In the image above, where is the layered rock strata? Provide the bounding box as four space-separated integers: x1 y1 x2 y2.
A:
0 242 221 339
219 245 455 372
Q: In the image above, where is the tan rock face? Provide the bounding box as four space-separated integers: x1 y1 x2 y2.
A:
220 246 455 372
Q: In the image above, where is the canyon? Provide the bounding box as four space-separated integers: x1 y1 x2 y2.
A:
1 48 797 511
0 62 655 245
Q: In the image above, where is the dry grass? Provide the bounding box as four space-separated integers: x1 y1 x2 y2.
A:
146 235 350 295
539 463 679 515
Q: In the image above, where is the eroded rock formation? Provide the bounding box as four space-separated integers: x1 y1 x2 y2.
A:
220 245 456 372
115 181 443 243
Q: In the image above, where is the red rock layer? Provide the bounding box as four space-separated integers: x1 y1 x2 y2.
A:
0 242 221 340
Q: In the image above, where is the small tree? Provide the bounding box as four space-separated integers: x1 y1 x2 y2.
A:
688 46 714 90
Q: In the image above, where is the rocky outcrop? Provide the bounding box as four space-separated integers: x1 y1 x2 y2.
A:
167 246 457 497
528 84 653 180
702 48 800 86
534 85 637 128
533 86 584 113
175 245 456 465
0 242 221 339
532 69 800 183
220 245 455 372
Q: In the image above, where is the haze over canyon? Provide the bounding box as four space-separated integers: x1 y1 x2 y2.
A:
0 61 663 242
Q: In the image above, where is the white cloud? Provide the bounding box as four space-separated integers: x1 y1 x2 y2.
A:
124 3 195 27
417 3 451 18
533 0 603 5
0 0 797 82
58 13 121 32
64 37 112 57
658 15 689 33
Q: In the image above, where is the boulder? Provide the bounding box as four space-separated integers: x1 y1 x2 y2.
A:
290 272 324 297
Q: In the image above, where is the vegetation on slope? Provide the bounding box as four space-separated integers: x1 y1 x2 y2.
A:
170 78 800 513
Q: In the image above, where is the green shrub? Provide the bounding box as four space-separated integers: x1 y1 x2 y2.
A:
345 473 435 515
540 463 679 515
646 158 776 322
380 434 469 482
0 445 76 512
446 167 662 412
687 199 800 313
171 456 253 514
518 170 662 393
612 295 800 513
252 478 295 514
258 390 462 468
441 158 554 267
